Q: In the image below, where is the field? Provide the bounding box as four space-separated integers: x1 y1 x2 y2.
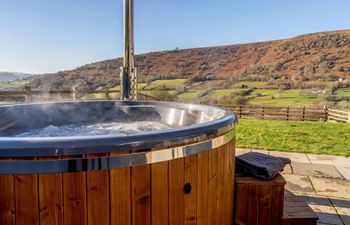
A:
144 79 186 90
248 89 318 106
1 79 350 109
237 119 350 156
0 80 28 90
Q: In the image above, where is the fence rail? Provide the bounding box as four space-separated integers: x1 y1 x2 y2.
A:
0 87 349 123
218 104 328 122
0 87 157 102
327 108 350 123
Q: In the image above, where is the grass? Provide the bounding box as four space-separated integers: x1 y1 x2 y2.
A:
336 88 350 97
230 82 268 89
190 80 225 90
208 89 239 98
237 119 350 156
0 80 29 90
178 90 200 101
249 89 317 106
145 79 187 90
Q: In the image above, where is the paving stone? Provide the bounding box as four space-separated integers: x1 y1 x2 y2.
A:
336 166 350 181
307 154 350 167
330 198 350 225
251 149 269 155
310 176 350 199
283 174 316 194
269 151 310 163
281 164 292 174
298 195 343 225
235 148 251 156
292 162 343 179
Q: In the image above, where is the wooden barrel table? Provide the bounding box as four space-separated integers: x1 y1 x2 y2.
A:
0 100 237 225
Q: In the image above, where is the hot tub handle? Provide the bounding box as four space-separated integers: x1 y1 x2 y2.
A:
184 183 192 195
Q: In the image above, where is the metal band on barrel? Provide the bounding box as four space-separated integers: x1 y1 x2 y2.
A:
0 129 235 175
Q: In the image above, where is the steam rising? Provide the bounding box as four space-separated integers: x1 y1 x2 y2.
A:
14 121 170 137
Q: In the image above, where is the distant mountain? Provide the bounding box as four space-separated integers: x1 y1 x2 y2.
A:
0 72 36 82
31 30 350 90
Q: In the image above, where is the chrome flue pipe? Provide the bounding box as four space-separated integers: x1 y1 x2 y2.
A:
120 0 138 100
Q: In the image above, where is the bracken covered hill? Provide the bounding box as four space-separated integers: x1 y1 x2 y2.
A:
31 30 350 90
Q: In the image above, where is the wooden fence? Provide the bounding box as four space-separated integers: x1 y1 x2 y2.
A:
327 108 350 123
1 87 349 123
218 104 328 122
0 86 157 103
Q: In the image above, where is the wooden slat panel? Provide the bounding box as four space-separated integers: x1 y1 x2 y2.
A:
208 148 218 225
225 140 235 225
184 155 198 225
15 174 39 225
234 184 248 225
197 152 209 225
39 173 63 225
257 186 273 224
169 158 184 225
87 170 110 225
151 162 169 225
0 174 15 225
229 141 235 225
63 172 87 225
247 185 258 225
132 165 151 225
218 145 227 225
271 186 284 224
110 167 131 225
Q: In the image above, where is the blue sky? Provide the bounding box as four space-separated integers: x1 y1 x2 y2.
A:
0 0 350 74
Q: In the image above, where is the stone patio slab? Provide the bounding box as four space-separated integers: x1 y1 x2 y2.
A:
281 164 292 174
307 154 350 167
284 174 315 194
292 162 343 179
298 195 343 225
251 149 269 155
235 148 251 156
310 176 350 199
336 166 350 181
269 151 310 163
330 198 350 225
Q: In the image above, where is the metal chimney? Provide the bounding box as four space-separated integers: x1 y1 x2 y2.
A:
120 0 138 100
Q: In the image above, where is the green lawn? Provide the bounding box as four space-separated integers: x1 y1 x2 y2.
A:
237 119 350 156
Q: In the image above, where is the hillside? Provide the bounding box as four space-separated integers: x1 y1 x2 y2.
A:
0 72 35 82
31 30 350 90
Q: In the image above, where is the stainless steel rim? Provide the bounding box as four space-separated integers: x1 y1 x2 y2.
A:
0 129 235 175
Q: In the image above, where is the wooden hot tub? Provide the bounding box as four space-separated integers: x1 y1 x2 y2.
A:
0 100 237 225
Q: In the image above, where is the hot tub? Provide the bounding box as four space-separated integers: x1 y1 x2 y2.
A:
0 100 237 225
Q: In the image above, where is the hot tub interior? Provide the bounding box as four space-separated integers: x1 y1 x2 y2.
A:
0 100 228 137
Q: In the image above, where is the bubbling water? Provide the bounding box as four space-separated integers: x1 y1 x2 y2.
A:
14 121 170 137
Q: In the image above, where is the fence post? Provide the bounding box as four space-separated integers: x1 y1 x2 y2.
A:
239 105 243 118
323 105 328 122
24 84 32 103
72 87 80 100
105 87 110 99
286 106 290 121
261 106 265 120
302 106 306 121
